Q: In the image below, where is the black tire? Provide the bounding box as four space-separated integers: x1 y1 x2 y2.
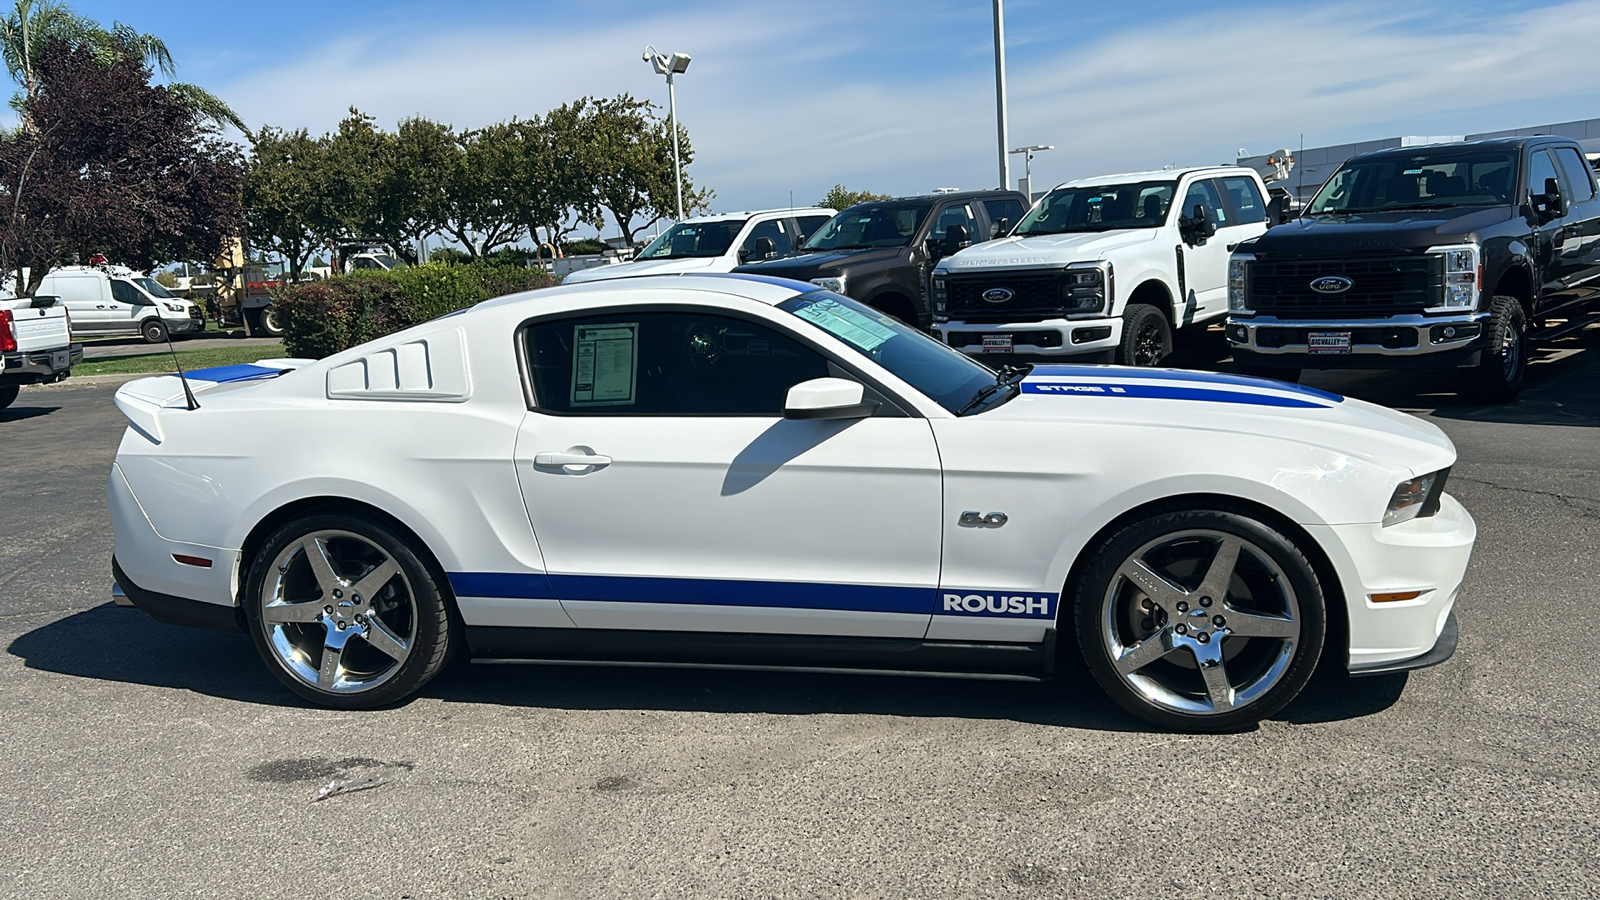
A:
1073 506 1326 732
1117 303 1172 366
1463 296 1526 404
140 318 168 344
242 308 260 337
1235 362 1302 384
243 512 455 709
259 306 285 337
0 384 18 410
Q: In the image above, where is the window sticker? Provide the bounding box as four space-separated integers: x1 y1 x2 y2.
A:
571 323 638 407
791 298 896 351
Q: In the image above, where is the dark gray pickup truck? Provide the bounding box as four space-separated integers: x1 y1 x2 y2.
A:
1226 136 1600 402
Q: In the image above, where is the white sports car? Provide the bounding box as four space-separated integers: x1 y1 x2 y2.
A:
108 274 1474 731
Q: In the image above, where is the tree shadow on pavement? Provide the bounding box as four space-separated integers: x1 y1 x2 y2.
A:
0 405 60 422
11 604 1409 733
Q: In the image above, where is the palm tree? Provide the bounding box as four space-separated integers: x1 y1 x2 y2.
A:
0 0 247 135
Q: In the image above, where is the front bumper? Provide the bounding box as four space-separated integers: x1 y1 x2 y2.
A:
933 316 1121 362
1305 492 1475 673
1227 312 1488 368
0 342 83 384
168 315 206 335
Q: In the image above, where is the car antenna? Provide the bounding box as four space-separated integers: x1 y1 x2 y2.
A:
162 314 200 410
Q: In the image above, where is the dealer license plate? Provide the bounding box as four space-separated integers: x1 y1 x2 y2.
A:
982 333 1014 353
49 349 69 371
1308 331 1352 355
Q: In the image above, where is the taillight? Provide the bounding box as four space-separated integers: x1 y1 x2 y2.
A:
61 305 72 337
0 309 16 352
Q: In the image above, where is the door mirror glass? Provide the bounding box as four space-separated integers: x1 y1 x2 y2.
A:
1266 193 1294 225
739 236 777 263
783 377 877 420
1539 176 1566 221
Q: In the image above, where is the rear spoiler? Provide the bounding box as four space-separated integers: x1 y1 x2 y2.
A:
114 358 313 443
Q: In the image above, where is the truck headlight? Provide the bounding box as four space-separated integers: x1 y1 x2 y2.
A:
1383 469 1447 527
931 274 947 317
809 275 846 294
163 302 185 313
1062 262 1111 315
1228 254 1254 313
1426 243 1479 311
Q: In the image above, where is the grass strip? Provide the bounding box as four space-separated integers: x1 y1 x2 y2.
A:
75 345 287 377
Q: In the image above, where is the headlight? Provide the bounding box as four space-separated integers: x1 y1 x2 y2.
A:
1383 469 1448 526
1426 243 1479 312
809 275 846 294
1228 254 1254 313
931 274 947 317
1062 263 1110 315
163 302 185 313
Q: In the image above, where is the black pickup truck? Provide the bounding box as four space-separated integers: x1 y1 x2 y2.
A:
1226 136 1600 401
733 189 1029 329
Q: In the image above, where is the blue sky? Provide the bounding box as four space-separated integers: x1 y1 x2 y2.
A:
44 0 1600 237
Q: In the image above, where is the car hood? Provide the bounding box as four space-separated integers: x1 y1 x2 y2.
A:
938 230 1159 271
563 257 724 284
1248 207 1512 255
984 365 1456 474
735 247 902 279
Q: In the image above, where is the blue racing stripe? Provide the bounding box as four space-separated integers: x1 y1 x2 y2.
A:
1021 381 1330 408
447 572 932 614
185 363 288 383
1029 364 1344 403
449 571 557 599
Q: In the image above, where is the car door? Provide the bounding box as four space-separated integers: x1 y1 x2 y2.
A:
1174 178 1231 322
1551 145 1600 302
1524 149 1579 313
107 279 149 334
513 302 943 638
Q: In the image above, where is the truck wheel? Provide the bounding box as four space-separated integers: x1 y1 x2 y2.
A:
1118 304 1172 366
259 307 285 337
241 308 259 337
1464 296 1526 404
0 385 18 410
141 319 168 344
1073 506 1325 732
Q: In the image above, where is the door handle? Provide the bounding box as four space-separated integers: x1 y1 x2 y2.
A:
533 451 612 468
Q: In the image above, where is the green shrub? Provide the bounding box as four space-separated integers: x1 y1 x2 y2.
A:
276 261 556 358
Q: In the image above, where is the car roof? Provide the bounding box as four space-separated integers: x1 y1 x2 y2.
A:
675 208 836 224
475 272 817 311
1348 136 1560 161
1052 166 1248 189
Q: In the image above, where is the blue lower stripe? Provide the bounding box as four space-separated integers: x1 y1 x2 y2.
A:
1022 381 1329 408
551 574 931 614
449 571 556 599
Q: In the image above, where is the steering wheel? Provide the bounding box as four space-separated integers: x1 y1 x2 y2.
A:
687 326 723 368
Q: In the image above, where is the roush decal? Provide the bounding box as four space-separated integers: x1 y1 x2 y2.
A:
938 592 1056 618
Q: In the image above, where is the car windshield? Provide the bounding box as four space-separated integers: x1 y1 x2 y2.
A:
134 277 177 299
778 291 998 413
802 202 933 251
637 221 746 259
1306 151 1518 214
1013 181 1176 234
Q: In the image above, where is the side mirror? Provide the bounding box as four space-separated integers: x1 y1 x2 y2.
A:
1267 194 1294 226
1193 204 1218 238
1537 176 1566 221
945 223 971 251
991 217 1010 239
783 377 879 420
739 236 778 263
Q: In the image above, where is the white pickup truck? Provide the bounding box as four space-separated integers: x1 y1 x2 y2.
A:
930 165 1288 365
1 296 81 409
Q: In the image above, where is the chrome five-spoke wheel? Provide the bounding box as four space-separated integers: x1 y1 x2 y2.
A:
245 514 453 707
1076 509 1325 731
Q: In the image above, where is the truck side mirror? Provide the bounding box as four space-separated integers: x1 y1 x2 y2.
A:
1538 176 1566 221
991 217 1010 239
1193 204 1217 239
739 236 777 263
944 224 971 254
1267 194 1294 226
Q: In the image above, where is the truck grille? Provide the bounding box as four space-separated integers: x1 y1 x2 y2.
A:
946 271 1064 322
1249 256 1439 318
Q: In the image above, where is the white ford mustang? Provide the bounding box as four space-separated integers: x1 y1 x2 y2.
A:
108 274 1474 730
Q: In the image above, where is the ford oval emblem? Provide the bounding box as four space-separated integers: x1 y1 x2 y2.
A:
982 287 1014 304
1309 275 1354 294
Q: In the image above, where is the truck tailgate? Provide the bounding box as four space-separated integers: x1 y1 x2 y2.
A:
3 301 72 351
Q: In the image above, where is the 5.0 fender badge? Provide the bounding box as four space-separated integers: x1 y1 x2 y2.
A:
959 511 1008 527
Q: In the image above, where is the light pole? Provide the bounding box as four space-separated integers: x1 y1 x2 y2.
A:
993 0 1009 191
1009 144 1053 200
642 45 691 220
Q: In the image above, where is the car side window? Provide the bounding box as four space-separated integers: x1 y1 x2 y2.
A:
1179 180 1226 228
1219 176 1268 225
110 280 143 304
932 203 978 243
795 215 831 243
982 198 1025 237
526 311 832 416
739 219 787 262
1553 147 1596 201
1527 150 1562 202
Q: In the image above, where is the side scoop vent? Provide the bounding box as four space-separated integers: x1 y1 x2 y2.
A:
326 329 471 402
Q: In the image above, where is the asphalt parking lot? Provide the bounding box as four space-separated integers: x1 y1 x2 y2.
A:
2 332 1597 899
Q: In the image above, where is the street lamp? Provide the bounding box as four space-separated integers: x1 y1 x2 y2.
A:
1009 144 1053 200
642 45 691 221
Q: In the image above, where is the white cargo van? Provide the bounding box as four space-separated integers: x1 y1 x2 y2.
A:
37 265 205 343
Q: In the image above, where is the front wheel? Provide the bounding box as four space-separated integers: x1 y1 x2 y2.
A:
141 318 168 344
1463 296 1526 404
1074 507 1325 731
259 306 285 337
243 512 455 708
1117 304 1172 366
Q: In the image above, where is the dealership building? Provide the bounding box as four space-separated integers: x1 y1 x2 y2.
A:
1237 116 1600 203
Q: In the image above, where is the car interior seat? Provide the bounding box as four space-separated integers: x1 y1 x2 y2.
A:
1142 194 1164 222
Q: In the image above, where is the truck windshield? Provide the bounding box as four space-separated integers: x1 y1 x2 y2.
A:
778 291 996 414
802 202 933 251
638 221 745 259
134 277 176 299
1013 181 1176 234
1306 151 1519 214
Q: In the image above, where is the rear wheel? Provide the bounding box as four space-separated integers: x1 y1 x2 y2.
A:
1074 507 1325 731
259 306 285 337
140 318 168 344
1464 296 1526 404
243 512 454 708
1118 304 1172 366
0 384 18 409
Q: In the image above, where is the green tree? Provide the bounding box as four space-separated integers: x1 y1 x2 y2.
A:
386 116 457 258
245 126 323 281
584 94 712 244
818 184 890 210
0 0 246 133
312 108 390 243
439 122 524 258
